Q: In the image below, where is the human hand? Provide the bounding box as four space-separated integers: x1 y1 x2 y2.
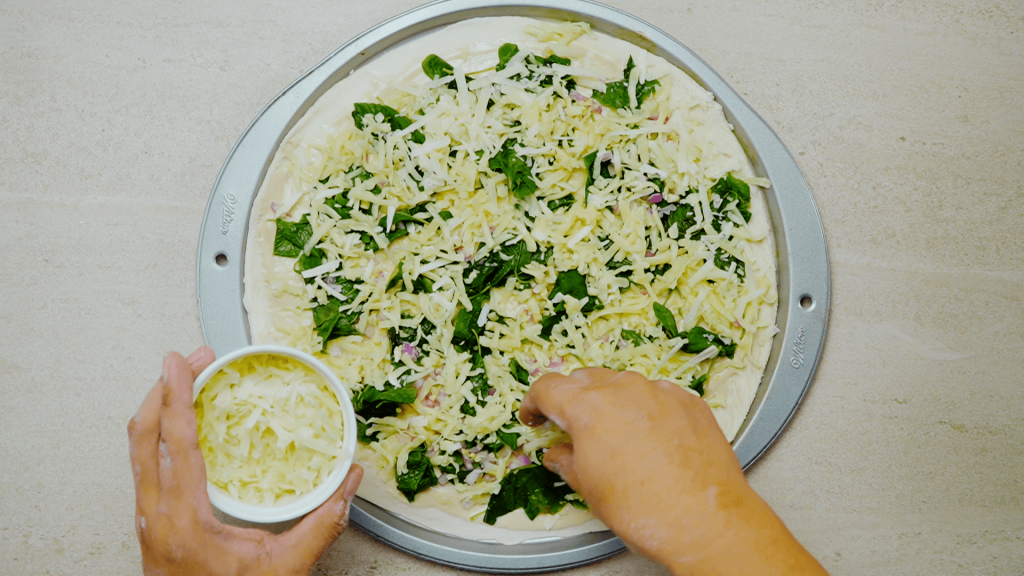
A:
127 347 364 576
520 368 826 576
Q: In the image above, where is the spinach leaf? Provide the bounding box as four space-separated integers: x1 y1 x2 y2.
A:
411 275 435 294
509 359 530 385
496 44 573 89
582 150 614 205
489 138 537 200
496 43 519 71
485 425 520 453
351 102 425 144
353 383 418 419
388 317 435 362
364 205 432 251
312 287 363 352
439 452 471 483
659 196 703 240
709 173 751 223
690 373 708 397
540 270 603 340
483 465 576 525
546 194 576 212
713 248 746 279
653 302 678 338
353 381 418 443
650 263 671 278
323 193 353 220
460 351 491 417
592 56 660 110
452 294 490 354
272 215 313 258
395 444 438 502
386 262 404 292
422 54 454 80
422 54 469 90
621 329 648 346
683 326 737 359
463 241 550 300
293 247 327 281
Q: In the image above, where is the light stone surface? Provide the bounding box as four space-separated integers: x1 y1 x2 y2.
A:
1 1 1021 575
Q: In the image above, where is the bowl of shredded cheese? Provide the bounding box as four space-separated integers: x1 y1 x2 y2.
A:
191 345 357 523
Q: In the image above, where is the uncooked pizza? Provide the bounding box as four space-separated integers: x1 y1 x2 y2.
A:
243 17 777 541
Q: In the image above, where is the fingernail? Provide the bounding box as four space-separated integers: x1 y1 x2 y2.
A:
162 356 171 383
186 348 205 365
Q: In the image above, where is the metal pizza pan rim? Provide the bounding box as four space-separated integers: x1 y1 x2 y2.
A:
195 0 831 572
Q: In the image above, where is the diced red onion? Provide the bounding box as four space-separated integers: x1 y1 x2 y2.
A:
270 201 280 213
648 113 659 121
437 390 447 401
597 151 613 163
569 90 587 102
403 343 420 361
487 388 496 396
438 474 450 486
646 250 656 257
648 193 663 204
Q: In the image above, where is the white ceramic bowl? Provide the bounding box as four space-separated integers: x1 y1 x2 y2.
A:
191 344 357 523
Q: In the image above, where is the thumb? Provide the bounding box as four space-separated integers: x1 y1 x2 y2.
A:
275 465 363 568
543 444 581 491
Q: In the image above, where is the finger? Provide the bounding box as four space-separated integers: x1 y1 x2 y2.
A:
187 345 216 380
275 465 364 569
543 443 582 492
519 370 595 432
158 352 208 496
128 377 164 513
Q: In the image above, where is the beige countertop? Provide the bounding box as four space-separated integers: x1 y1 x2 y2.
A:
2 1 1022 574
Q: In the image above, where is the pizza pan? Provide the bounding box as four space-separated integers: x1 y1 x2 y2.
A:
196 0 830 572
